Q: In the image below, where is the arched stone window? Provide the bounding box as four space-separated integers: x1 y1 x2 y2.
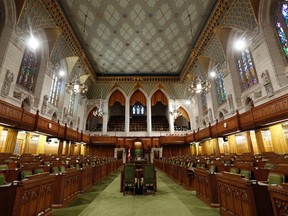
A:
17 48 40 91
235 48 258 90
49 72 61 106
275 1 288 61
215 70 227 105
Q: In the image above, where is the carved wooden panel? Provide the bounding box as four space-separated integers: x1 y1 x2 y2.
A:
65 127 78 141
197 126 210 141
36 116 59 136
217 115 239 136
239 111 254 131
14 174 55 216
21 111 36 131
90 136 116 145
252 94 288 126
0 100 22 126
82 133 90 144
58 125 65 139
52 169 80 208
185 133 195 143
210 124 218 138
159 136 185 145
268 184 288 216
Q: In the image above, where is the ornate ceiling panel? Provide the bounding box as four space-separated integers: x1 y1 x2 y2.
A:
58 0 216 76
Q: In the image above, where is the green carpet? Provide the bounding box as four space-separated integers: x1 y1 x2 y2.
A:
52 170 220 216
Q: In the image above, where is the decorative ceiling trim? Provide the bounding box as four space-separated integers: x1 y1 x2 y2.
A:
96 76 180 83
43 0 96 82
180 0 233 81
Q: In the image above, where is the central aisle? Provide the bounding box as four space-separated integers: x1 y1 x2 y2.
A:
53 169 220 216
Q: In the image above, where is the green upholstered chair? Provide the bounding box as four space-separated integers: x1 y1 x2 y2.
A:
60 165 66 173
52 166 60 174
209 165 216 173
123 164 136 195
268 173 284 185
230 167 239 174
0 173 5 185
240 169 251 180
34 168 44 174
0 164 8 171
21 170 33 179
143 164 156 195
265 163 275 170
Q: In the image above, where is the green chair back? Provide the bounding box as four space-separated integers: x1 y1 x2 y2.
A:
230 167 239 174
265 163 275 170
60 166 66 172
0 173 5 185
0 164 8 171
21 170 33 179
268 173 284 185
34 168 44 174
209 165 216 173
240 169 251 179
123 164 136 185
52 166 60 174
143 164 155 185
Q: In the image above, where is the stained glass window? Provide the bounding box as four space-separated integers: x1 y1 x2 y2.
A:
275 2 288 60
17 48 40 91
236 48 258 90
215 71 227 105
132 104 145 115
201 93 208 116
68 94 75 115
49 73 61 106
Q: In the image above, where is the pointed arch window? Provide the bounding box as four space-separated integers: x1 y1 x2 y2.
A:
275 1 288 60
132 104 145 115
201 93 208 116
236 48 258 90
17 48 40 91
215 71 227 105
68 94 75 115
49 73 61 106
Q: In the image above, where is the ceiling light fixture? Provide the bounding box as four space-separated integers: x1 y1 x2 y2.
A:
65 79 88 95
93 90 106 117
188 76 211 95
169 100 182 119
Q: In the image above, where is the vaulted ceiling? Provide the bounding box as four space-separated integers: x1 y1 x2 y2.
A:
58 0 217 77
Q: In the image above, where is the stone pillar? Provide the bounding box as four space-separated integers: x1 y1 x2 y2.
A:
64 141 70 155
125 99 130 134
245 131 254 154
147 99 152 136
36 135 46 155
70 142 75 155
4 128 18 153
81 144 86 155
23 132 32 154
58 139 64 155
255 129 265 153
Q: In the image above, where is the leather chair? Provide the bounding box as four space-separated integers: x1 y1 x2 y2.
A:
123 164 136 195
143 164 156 195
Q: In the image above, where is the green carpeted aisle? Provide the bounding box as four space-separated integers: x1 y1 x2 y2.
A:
52 169 220 216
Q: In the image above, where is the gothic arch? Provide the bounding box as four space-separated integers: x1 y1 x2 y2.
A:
259 0 288 87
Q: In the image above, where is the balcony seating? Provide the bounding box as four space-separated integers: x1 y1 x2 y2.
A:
152 116 169 131
108 116 125 131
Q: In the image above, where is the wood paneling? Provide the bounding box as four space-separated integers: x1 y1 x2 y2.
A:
90 136 116 145
109 90 125 106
